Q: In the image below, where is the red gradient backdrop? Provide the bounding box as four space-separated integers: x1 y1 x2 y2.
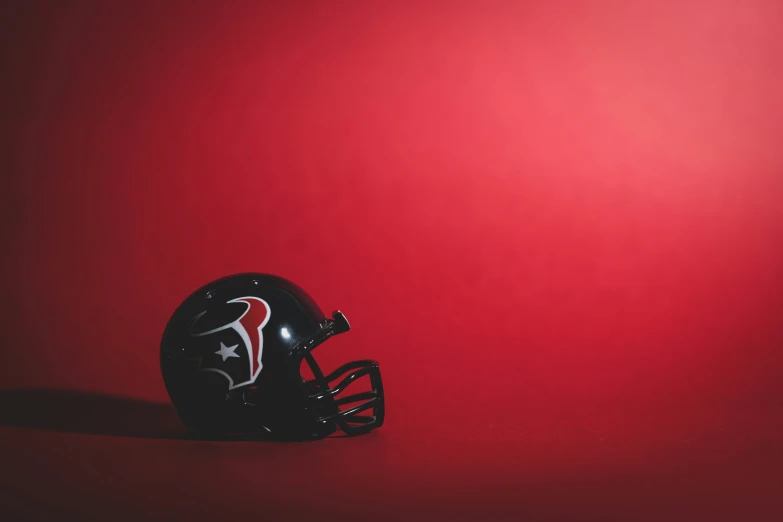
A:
2 1 783 521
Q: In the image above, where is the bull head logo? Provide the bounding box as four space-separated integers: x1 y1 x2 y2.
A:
188 296 271 390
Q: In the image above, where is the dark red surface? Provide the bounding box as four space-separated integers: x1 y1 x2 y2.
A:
2 1 783 520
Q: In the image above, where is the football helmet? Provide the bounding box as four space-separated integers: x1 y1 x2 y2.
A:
160 273 384 441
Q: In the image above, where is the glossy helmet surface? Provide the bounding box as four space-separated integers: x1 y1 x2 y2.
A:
160 273 384 441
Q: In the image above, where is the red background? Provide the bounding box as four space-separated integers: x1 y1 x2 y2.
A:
2 1 783 520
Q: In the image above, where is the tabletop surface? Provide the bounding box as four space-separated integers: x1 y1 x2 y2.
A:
1 390 781 522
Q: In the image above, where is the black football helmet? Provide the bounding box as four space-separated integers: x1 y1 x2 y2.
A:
160 273 385 441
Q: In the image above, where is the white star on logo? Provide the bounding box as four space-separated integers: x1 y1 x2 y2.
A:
214 342 240 362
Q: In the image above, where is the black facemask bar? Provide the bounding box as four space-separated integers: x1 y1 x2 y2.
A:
298 311 385 436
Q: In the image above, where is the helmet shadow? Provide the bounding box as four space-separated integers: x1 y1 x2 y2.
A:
0 388 370 441
0 388 187 439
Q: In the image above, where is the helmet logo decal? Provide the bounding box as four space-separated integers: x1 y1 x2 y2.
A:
189 296 271 390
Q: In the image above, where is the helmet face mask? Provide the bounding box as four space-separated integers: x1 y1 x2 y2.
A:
160 273 385 441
